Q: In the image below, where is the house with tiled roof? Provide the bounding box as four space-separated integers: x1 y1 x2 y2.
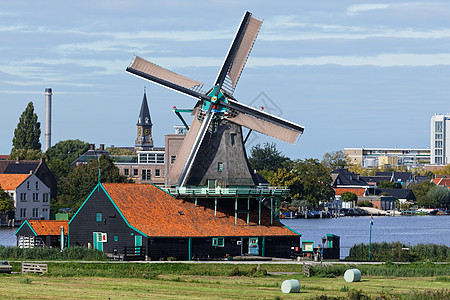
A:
334 187 368 197
15 220 68 248
330 169 373 210
0 174 51 221
375 171 414 186
376 188 416 204
0 158 58 199
69 183 300 260
432 177 450 188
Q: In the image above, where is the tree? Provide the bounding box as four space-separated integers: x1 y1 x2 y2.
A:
410 180 435 207
248 143 291 173
45 139 90 178
8 149 43 160
378 181 401 189
270 158 334 208
0 187 14 213
426 186 450 209
57 155 130 211
321 150 348 171
11 102 41 152
341 191 358 202
433 164 450 176
106 147 135 155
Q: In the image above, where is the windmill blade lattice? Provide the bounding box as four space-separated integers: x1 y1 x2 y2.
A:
215 11 262 95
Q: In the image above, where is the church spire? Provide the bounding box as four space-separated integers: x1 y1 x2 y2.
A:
135 88 154 150
137 89 152 126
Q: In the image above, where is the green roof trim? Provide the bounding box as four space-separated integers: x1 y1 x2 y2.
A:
69 182 100 225
282 224 302 236
14 220 37 236
69 183 147 238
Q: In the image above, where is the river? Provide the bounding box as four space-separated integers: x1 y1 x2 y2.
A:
282 215 450 258
1 215 449 259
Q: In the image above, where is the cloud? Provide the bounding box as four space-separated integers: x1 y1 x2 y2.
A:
347 4 391 15
137 53 450 68
247 53 450 67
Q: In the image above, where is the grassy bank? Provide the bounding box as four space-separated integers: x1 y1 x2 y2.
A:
1 269 448 299
0 262 448 299
6 261 450 278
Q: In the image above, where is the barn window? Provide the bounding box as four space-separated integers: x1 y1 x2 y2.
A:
96 213 102 222
218 162 223 172
114 236 118 242
212 237 224 247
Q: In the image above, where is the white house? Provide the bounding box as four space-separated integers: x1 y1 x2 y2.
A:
0 173 51 221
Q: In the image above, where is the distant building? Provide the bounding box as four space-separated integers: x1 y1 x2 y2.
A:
73 91 186 185
0 158 58 199
430 114 450 165
0 174 51 221
344 147 430 168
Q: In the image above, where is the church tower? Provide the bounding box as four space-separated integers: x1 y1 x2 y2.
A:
135 90 154 151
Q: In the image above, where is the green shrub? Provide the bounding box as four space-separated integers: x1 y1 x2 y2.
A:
356 201 373 207
20 278 32 284
346 242 449 262
0 246 108 261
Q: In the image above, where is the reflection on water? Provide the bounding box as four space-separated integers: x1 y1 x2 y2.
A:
1 216 449 259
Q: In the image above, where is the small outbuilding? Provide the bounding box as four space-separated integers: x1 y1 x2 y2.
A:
15 220 68 248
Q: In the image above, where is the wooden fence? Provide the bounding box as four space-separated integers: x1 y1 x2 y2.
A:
21 262 48 274
303 263 311 277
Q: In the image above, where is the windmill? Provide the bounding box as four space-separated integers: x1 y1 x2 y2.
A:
126 11 304 188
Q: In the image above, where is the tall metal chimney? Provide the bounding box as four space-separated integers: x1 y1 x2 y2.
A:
45 88 52 152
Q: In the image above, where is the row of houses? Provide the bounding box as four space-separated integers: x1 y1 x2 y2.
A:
329 168 450 211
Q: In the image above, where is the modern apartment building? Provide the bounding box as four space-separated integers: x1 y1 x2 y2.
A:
430 114 450 165
344 147 430 168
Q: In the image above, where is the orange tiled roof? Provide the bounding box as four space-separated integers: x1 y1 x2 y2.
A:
0 174 30 190
334 187 367 196
27 220 69 236
432 178 450 186
102 183 298 238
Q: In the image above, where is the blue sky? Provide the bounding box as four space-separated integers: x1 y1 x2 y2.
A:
1 1 449 160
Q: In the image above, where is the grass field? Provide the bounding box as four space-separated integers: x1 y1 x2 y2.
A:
0 262 448 299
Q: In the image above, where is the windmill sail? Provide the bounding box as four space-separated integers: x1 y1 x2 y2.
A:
225 99 304 144
215 11 262 95
126 56 208 100
127 10 305 187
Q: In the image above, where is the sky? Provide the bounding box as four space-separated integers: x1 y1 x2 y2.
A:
1 0 450 160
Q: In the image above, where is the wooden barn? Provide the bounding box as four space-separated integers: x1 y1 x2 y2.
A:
15 220 68 248
69 183 300 260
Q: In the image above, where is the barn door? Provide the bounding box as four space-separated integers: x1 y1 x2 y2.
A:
93 232 103 251
135 235 142 255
